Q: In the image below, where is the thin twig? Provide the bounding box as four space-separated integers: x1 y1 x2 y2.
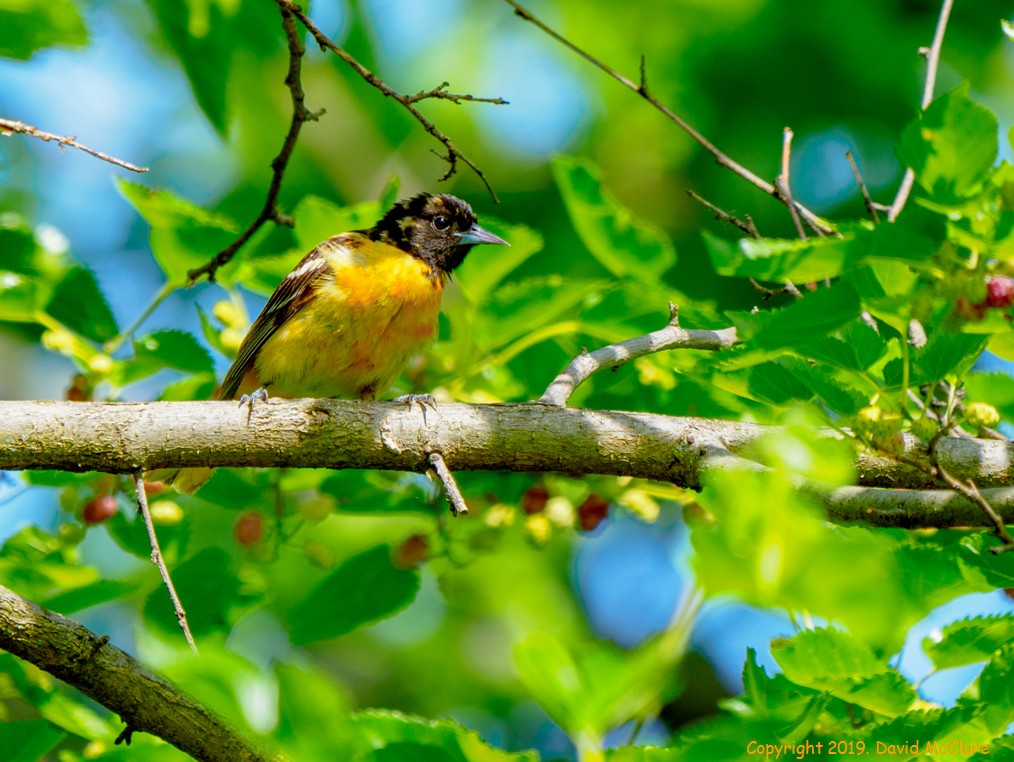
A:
539 303 739 406
686 189 760 238
188 5 321 283
886 0 954 222
504 0 832 236
845 150 880 223
934 465 1014 551
428 452 469 517
0 117 148 173
776 127 806 240
133 474 198 653
278 0 504 201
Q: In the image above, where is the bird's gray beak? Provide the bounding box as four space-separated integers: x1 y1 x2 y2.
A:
456 224 509 247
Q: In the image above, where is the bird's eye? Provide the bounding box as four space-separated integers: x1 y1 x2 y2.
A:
432 215 451 231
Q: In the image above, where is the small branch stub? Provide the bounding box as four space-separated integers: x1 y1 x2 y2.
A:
428 452 469 517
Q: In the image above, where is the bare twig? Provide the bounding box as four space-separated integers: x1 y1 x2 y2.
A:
278 0 504 201
404 81 509 106
886 0 954 222
539 303 739 406
934 465 1014 551
775 127 807 240
132 474 198 653
845 150 880 223
686 189 760 238
188 5 320 282
428 452 469 517
504 0 832 236
0 117 147 173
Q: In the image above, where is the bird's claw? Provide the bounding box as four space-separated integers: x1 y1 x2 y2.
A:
238 388 269 423
392 393 438 412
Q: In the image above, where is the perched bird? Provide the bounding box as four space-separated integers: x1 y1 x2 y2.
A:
155 193 508 493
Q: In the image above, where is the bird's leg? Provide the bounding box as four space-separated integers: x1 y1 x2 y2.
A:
238 387 269 424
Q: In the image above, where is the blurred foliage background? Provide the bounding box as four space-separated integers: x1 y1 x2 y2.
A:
4 0 1014 760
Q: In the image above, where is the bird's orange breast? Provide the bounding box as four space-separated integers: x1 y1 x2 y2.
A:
251 236 445 400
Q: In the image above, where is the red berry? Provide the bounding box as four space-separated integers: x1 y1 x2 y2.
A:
954 296 987 322
393 534 429 568
233 512 263 547
521 485 550 515
83 495 118 525
577 494 609 531
143 480 166 496
986 277 1014 308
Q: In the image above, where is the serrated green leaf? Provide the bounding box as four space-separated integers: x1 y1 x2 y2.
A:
0 0 86 60
44 266 119 343
705 230 854 283
288 546 420 644
977 641 1014 734
0 721 65 762
958 533 1014 588
772 629 917 716
553 155 676 282
923 614 1014 670
751 283 861 350
113 329 214 386
897 84 999 203
914 334 988 385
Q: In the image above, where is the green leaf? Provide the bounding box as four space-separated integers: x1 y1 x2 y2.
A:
141 0 233 133
0 721 65 762
772 628 917 716
287 546 420 644
112 329 215 387
456 219 544 303
275 662 353 754
134 330 214 374
514 632 683 740
349 711 537 762
914 334 988 385
750 283 862 350
0 270 43 321
42 579 136 615
976 641 1014 734
923 614 1014 670
292 196 382 252
115 179 237 284
553 155 676 282
958 533 1014 588
144 548 252 636
897 84 999 203
44 266 119 343
705 231 854 283
0 0 86 59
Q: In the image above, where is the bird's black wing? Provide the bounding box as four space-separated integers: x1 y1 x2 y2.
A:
217 242 336 400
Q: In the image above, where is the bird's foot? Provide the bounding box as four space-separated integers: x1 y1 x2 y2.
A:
392 393 438 412
238 388 269 423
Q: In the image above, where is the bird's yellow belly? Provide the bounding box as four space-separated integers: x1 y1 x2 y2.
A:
253 253 443 400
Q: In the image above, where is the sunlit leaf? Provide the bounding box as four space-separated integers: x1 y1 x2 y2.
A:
897 84 999 203
553 155 676 282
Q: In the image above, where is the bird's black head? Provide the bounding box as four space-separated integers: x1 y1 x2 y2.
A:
369 193 508 276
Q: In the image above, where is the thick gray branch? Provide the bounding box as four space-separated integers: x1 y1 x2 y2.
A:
3 401 1014 527
0 584 278 761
